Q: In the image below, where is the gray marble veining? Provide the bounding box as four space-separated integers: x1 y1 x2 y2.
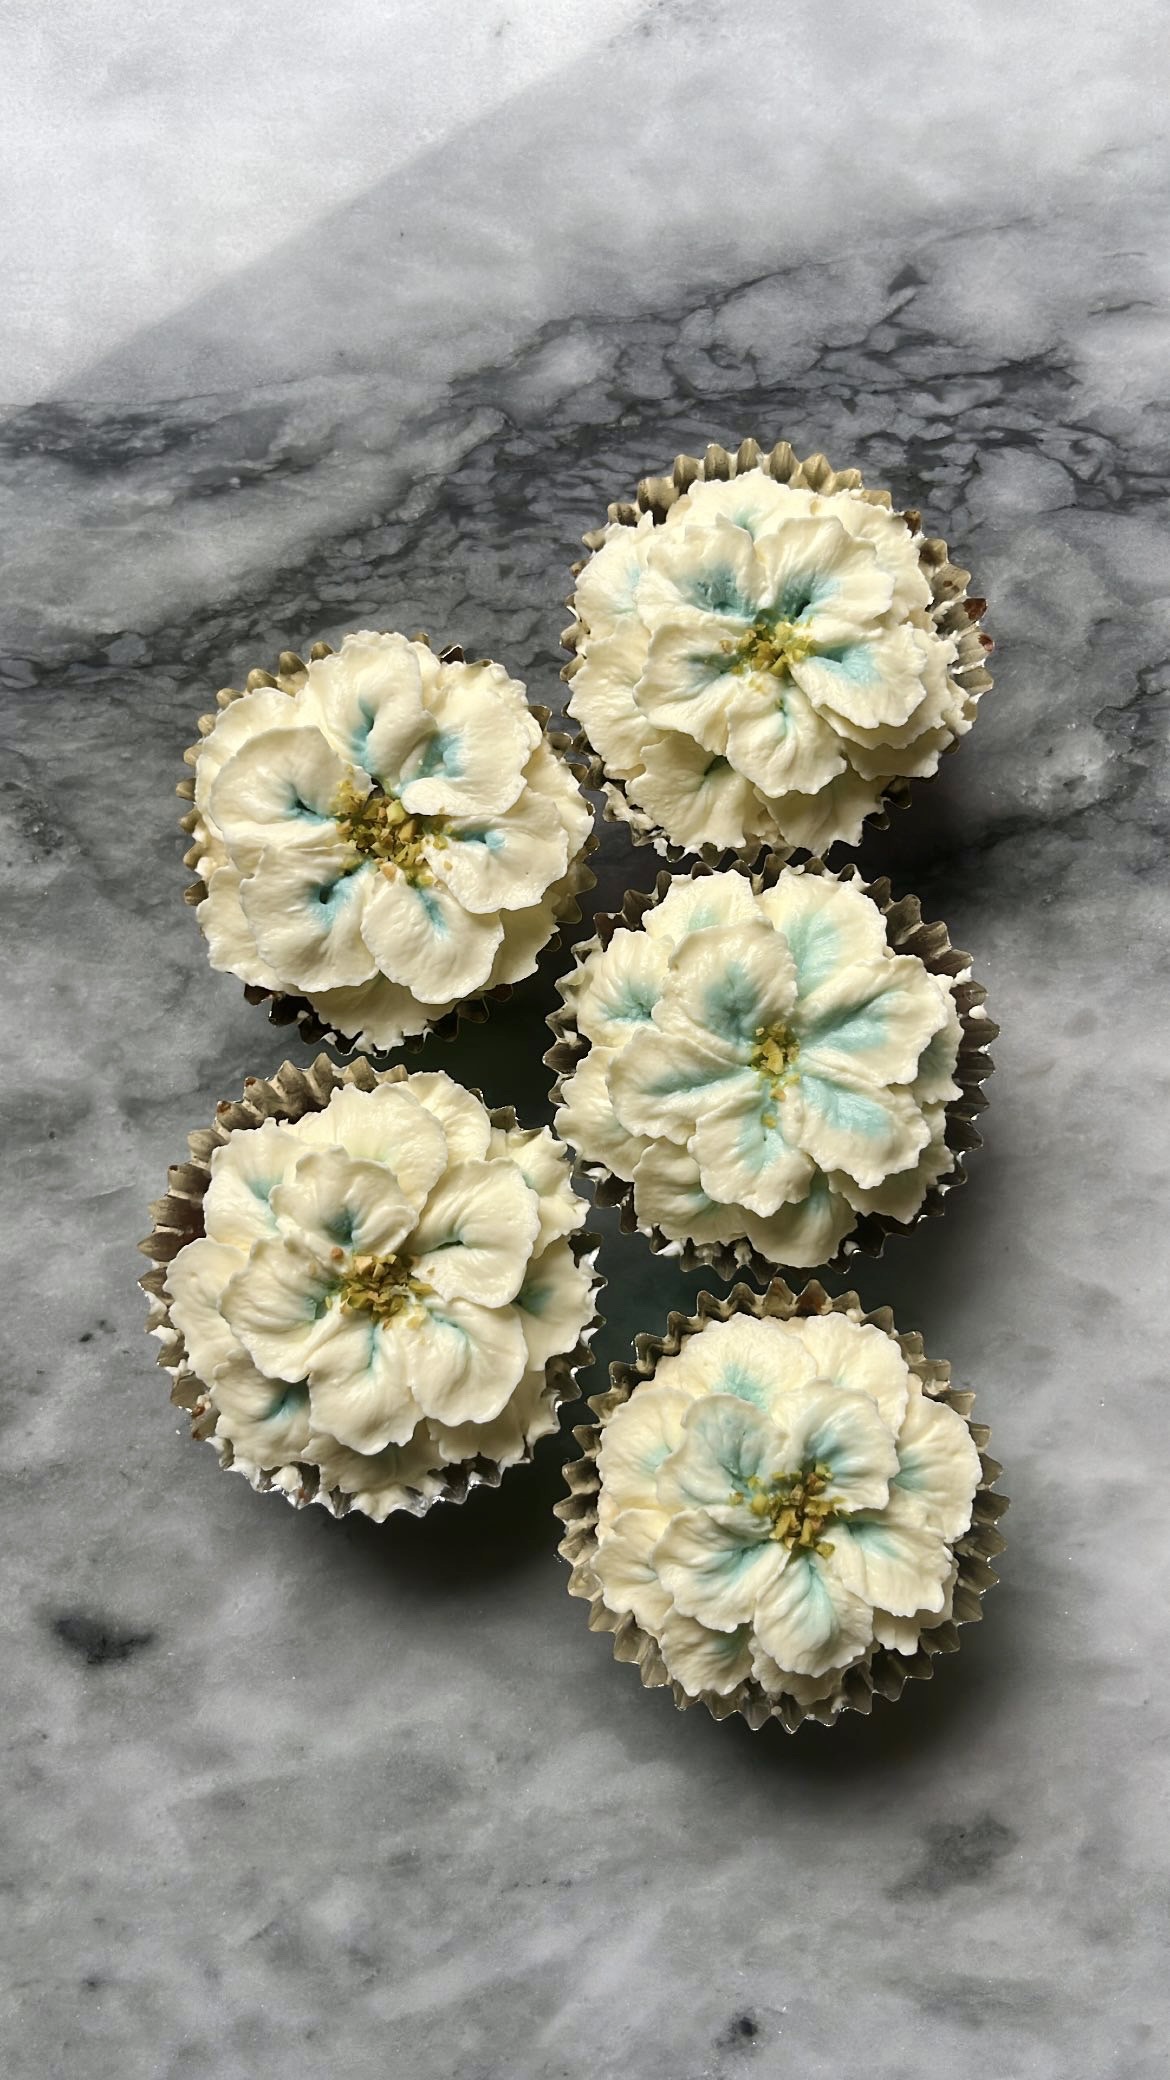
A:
2 5 1169 2076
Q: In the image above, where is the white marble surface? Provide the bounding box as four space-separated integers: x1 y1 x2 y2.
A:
3 4 1169 2076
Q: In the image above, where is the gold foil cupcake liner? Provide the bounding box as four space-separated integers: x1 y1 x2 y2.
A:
545 853 997 1282
139 1054 604 1517
555 1278 1007 1733
178 639 598 1055
561 437 993 867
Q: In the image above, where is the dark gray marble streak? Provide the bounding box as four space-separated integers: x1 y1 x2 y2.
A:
2 79 1170 2080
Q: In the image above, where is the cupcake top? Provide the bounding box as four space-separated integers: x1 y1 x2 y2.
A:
566 468 982 855
555 867 963 1268
189 631 592 1051
163 1072 596 1518
590 1309 982 1701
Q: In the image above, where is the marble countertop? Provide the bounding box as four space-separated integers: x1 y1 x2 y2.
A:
3 5 1168 2076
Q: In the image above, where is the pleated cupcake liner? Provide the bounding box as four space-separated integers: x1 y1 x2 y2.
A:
545 853 997 1283
561 437 993 867
138 1053 604 1519
177 638 598 1057
555 1277 1007 1733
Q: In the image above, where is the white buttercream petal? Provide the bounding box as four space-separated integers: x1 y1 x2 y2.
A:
752 1550 873 1679
893 1387 981 1541
786 1313 911 1430
739 1174 858 1269
912 988 963 1106
797 957 950 1090
222 1234 341 1381
653 1507 785 1631
304 973 445 1051
359 868 503 1001
566 620 657 777
290 1084 448 1206
831 1101 954 1224
555 1049 651 1183
723 677 845 799
435 788 568 914
571 928 669 1051
520 737 593 854
240 850 377 992
409 1073 492 1164
303 1308 421 1453
630 1137 747 1246
514 1239 594 1369
793 1066 930 1192
657 1612 754 1698
571 517 654 639
193 688 299 818
207 726 359 874
295 633 430 780
656 1393 780 1513
202 1119 305 1249
594 1506 674 1631
752 515 894 630
829 1486 951 1619
662 1316 818 1422
635 515 762 633
642 869 757 943
304 1423 446 1520
626 733 768 852
198 864 285 991
409 1296 529 1426
767 768 887 851
596 1384 696 1514
165 1236 249 1382
400 659 538 818
211 1349 311 1467
270 1149 417 1260
487 1124 583 1250
632 622 750 754
409 1159 540 1306
606 1025 750 1143
793 621 928 732
757 872 890 999
689 1074 813 1220
774 1378 899 1512
666 919 798 1049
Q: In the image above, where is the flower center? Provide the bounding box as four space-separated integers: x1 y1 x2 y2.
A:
335 1249 431 1323
728 616 816 678
334 780 448 884
731 1463 843 1557
752 1019 800 1088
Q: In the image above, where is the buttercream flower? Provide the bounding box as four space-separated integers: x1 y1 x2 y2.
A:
558 1291 1004 1729
565 442 990 857
183 632 593 1051
552 864 978 1271
147 1066 598 1520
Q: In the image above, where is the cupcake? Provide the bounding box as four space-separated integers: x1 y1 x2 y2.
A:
179 632 595 1052
563 438 991 861
139 1057 601 1519
557 1281 1006 1732
548 858 995 1277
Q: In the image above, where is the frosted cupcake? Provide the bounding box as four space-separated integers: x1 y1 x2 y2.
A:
180 632 594 1052
549 860 995 1276
557 1282 1006 1731
140 1058 601 1519
563 439 991 860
